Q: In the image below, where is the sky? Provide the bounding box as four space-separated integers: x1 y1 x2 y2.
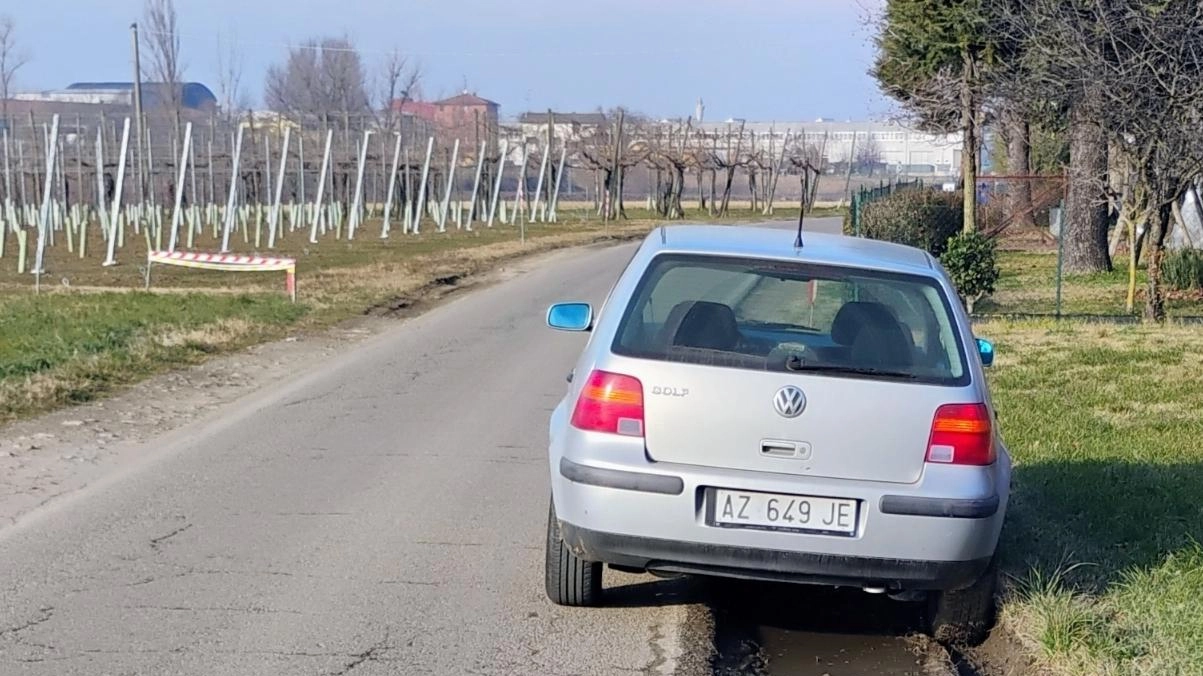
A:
5 0 890 122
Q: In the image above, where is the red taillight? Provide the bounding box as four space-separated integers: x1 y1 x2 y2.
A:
571 370 645 437
926 403 994 466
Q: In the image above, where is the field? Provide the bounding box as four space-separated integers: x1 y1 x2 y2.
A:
0 206 814 424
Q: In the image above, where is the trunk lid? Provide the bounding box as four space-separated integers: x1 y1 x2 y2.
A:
640 360 960 484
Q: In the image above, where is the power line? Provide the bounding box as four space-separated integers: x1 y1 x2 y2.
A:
136 27 798 60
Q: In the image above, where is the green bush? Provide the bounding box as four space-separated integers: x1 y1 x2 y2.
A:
940 231 1000 313
1161 248 1203 291
848 188 963 255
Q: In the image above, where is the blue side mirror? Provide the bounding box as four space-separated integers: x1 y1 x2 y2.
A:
547 302 593 332
977 338 995 367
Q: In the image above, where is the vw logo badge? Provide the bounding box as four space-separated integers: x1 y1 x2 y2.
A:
773 386 807 418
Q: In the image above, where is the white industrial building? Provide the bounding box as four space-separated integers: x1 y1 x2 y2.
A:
694 119 964 176
510 108 965 177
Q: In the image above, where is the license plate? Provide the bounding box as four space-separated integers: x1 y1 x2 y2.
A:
708 488 859 536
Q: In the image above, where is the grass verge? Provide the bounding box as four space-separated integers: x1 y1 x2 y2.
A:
982 320 1203 674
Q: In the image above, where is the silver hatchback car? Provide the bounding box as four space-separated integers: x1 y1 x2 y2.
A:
544 225 1010 643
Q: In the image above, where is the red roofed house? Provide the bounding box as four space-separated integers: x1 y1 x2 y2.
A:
392 99 438 122
393 91 500 156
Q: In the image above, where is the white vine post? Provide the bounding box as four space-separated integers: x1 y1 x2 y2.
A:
33 114 61 279
94 128 108 247
268 126 291 248
103 118 131 267
167 121 193 252
488 140 509 227
220 124 245 253
530 145 549 224
466 140 487 231
401 148 412 233
381 133 403 238
347 129 372 240
438 139 459 232
414 136 433 235
549 146 567 222
309 129 334 244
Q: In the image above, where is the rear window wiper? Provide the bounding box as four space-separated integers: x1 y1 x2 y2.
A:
784 358 919 380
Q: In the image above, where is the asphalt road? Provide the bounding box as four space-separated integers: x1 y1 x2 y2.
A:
0 217 953 675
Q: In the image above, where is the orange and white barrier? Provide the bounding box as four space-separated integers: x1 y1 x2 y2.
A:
146 251 297 301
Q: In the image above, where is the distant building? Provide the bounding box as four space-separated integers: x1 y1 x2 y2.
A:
13 81 217 113
515 111 608 144
392 100 438 123
696 119 963 176
432 92 499 153
391 91 499 154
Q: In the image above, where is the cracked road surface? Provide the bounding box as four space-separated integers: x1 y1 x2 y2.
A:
0 218 954 675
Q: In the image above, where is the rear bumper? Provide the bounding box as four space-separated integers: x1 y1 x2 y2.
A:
550 439 1009 588
561 521 991 590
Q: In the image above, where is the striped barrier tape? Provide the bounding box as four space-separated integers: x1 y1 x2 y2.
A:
146 250 297 301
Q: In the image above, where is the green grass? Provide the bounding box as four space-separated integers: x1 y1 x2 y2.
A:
0 292 306 422
982 251 1203 317
984 321 1203 674
0 293 304 380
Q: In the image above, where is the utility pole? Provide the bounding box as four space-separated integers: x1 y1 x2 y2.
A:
131 23 146 205
546 109 555 211
606 109 626 224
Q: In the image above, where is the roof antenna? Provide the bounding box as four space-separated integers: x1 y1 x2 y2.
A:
660 225 667 244
794 197 805 249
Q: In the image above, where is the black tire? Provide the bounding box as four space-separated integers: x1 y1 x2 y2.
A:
927 555 998 646
545 500 603 606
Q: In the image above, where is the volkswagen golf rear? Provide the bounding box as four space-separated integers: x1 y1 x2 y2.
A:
544 225 1010 643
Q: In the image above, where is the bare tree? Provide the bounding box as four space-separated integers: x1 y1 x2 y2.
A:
644 119 695 219
0 14 29 131
142 0 184 132
376 49 422 132
265 36 370 125
789 136 829 214
572 109 646 220
715 121 747 216
215 31 247 121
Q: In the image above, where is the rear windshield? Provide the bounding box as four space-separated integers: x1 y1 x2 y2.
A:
612 254 969 385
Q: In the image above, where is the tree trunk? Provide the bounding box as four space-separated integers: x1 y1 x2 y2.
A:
1144 201 1173 322
670 164 684 219
708 169 717 216
748 169 757 213
960 48 978 233
720 166 736 216
1065 99 1112 273
1002 106 1036 229
617 165 628 219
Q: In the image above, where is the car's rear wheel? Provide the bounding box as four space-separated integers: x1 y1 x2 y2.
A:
545 499 602 606
927 555 998 645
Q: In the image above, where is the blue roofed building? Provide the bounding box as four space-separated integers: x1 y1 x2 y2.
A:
9 81 218 115
61 82 218 111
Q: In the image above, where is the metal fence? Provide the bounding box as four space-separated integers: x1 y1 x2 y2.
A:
847 178 926 236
